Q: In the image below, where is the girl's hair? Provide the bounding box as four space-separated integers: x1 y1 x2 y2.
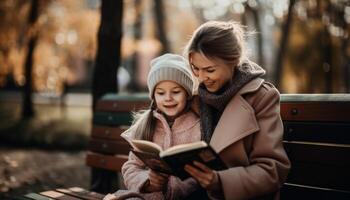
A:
131 96 191 141
184 21 247 68
130 101 156 141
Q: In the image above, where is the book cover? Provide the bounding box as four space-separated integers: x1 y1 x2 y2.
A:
129 140 227 180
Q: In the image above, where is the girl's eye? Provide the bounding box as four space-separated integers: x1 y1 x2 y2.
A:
156 92 164 95
172 91 180 94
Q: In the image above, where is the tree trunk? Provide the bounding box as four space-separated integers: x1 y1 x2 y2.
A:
90 0 123 194
244 5 264 68
127 0 142 92
154 0 170 54
22 0 39 119
274 0 296 90
322 2 332 93
341 25 350 93
92 0 123 109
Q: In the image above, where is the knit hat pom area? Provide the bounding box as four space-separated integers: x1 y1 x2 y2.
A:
147 53 194 99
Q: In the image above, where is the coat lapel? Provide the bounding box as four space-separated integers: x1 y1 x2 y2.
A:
210 78 264 152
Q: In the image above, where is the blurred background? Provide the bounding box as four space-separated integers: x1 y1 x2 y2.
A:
0 0 349 198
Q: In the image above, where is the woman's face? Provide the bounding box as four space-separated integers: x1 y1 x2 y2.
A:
190 52 234 93
154 81 188 118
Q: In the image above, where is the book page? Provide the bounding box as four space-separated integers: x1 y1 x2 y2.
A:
130 139 163 154
160 141 207 157
132 150 173 175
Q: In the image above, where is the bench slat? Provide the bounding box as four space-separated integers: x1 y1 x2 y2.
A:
55 188 101 200
284 142 350 165
283 121 350 144
281 183 350 200
67 187 104 200
23 193 55 200
281 102 350 122
93 112 132 126
40 190 82 200
88 138 130 155
86 152 128 171
91 126 127 141
286 162 349 191
96 100 149 112
285 142 350 190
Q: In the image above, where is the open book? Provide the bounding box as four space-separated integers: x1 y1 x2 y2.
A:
128 139 227 180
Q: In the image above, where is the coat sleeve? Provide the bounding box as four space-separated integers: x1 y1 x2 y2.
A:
121 151 150 192
217 87 291 200
165 177 200 199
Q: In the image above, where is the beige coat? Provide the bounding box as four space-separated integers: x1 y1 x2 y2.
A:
196 78 291 200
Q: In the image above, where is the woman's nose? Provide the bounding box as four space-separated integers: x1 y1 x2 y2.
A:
198 71 207 83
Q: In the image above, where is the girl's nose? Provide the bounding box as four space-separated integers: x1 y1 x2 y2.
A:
165 92 172 101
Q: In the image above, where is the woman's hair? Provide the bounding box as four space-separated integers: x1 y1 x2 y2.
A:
184 21 247 67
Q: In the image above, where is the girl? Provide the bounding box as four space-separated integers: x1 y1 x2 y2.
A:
104 53 204 200
183 21 291 200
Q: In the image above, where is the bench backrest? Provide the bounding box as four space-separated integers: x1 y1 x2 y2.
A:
86 94 149 173
86 93 350 198
279 94 350 199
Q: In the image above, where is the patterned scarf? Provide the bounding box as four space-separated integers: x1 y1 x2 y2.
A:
199 60 266 143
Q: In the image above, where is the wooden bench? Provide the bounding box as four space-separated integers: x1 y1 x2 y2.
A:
86 94 150 194
85 93 350 199
20 94 350 199
15 187 105 200
280 94 350 199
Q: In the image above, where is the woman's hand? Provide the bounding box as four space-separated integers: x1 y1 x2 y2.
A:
103 193 117 200
144 169 169 192
184 161 219 190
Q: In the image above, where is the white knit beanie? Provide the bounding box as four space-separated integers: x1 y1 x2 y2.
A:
147 53 194 99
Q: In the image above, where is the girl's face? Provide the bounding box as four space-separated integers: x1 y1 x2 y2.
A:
154 81 188 119
190 52 234 93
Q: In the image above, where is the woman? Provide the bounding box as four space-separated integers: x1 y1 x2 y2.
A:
183 21 291 200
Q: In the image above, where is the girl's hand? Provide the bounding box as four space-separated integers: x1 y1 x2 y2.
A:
144 169 169 192
103 193 117 200
184 161 219 190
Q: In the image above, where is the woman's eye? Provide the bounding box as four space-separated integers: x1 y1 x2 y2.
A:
207 69 215 73
191 65 199 71
156 92 164 95
172 91 180 94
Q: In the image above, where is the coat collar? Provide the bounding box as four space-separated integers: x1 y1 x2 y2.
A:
153 110 199 133
238 77 264 95
210 78 264 152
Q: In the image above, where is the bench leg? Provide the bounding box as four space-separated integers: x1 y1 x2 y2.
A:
90 167 119 194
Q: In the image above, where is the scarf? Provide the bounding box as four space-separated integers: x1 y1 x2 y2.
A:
199 60 265 143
